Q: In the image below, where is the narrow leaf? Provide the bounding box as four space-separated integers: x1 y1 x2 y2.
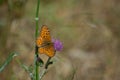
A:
17 59 34 80
0 52 18 72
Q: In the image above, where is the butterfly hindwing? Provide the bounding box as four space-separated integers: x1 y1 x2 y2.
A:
38 43 55 57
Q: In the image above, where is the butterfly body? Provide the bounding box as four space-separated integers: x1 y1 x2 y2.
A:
36 25 55 57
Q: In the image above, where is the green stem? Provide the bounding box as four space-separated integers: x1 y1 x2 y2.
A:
34 0 40 80
35 0 40 38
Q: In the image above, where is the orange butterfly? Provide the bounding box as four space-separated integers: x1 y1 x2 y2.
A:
36 25 55 57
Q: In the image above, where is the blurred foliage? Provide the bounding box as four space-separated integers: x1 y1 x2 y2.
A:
0 0 7 5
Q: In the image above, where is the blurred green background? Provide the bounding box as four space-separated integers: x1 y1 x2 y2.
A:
0 0 120 80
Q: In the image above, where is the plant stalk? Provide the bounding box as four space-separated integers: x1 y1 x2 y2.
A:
34 0 40 80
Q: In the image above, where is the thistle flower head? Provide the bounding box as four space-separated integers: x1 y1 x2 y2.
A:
52 39 63 51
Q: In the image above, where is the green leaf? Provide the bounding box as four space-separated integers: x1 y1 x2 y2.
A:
16 59 34 80
0 52 19 72
22 64 34 80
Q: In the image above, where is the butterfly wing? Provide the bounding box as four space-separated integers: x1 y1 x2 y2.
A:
36 25 55 57
38 43 55 57
36 25 51 46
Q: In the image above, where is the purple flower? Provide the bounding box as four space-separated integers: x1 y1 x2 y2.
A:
52 39 63 51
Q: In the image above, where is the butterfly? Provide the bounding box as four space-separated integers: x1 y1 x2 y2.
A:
36 25 55 57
